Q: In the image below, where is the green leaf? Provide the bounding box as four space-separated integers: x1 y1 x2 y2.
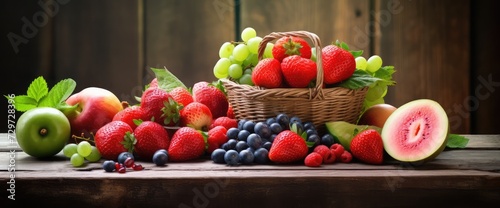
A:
39 78 77 108
338 69 383 89
151 67 187 92
11 95 38 112
446 134 469 149
373 66 396 85
26 76 48 102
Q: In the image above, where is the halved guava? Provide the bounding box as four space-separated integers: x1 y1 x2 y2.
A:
381 99 449 164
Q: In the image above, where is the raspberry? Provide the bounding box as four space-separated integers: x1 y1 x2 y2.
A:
340 150 352 163
305 152 323 167
313 145 336 164
330 143 345 161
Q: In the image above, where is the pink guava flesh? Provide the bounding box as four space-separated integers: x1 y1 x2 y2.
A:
382 99 448 162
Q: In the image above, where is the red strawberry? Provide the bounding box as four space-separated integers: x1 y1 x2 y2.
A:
304 152 323 167
133 121 170 160
192 81 228 119
169 86 193 109
251 58 283 88
272 36 312 62
180 102 213 131
168 127 206 161
268 125 309 163
192 81 209 95
112 105 146 130
313 145 336 164
350 129 384 165
226 105 235 119
141 87 181 126
281 55 317 88
207 126 228 154
94 121 135 160
148 78 158 88
321 44 356 84
210 116 238 130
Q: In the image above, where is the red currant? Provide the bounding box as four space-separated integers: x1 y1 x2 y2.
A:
132 164 144 171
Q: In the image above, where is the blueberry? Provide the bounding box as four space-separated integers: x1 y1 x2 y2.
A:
238 119 248 130
321 133 334 147
269 134 277 143
247 133 263 149
269 122 283 134
263 141 272 151
152 150 168 166
242 120 256 132
307 134 321 148
290 116 302 125
102 160 116 172
254 148 269 164
117 152 134 164
266 117 276 126
254 122 272 139
247 147 257 153
237 130 251 142
303 122 315 130
226 127 240 140
306 129 318 137
223 139 238 151
290 122 304 133
235 141 249 152
211 148 227 164
239 149 254 165
224 150 240 166
276 113 290 129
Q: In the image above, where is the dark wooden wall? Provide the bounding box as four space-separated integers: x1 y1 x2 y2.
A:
1 0 499 134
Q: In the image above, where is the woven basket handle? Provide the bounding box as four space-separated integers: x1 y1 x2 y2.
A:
257 31 324 98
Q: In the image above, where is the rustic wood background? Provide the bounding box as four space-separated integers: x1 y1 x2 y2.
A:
1 0 499 134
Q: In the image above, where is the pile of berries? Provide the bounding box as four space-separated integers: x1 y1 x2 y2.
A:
102 152 144 173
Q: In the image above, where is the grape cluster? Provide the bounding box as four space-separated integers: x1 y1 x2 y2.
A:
355 55 388 108
213 27 274 85
211 113 335 166
62 141 101 167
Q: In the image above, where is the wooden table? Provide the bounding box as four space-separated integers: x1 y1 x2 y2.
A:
1 134 499 207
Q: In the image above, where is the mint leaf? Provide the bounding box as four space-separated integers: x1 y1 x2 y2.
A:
446 134 469 149
39 78 76 108
151 67 187 92
27 76 48 102
12 95 38 112
338 69 382 89
373 66 396 86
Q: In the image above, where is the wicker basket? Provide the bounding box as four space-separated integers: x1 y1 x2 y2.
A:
221 31 368 131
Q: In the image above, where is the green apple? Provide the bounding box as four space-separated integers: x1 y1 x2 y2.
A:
16 107 71 158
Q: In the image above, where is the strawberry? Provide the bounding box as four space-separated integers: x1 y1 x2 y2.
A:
304 152 323 167
251 58 283 88
112 105 146 130
192 81 228 119
133 121 170 160
349 129 383 165
180 102 213 131
207 126 228 154
321 44 356 84
313 145 336 164
272 36 312 62
169 86 193 109
140 87 181 126
210 116 238 130
268 124 310 163
192 81 209 95
94 121 135 160
168 127 206 161
281 55 317 88
148 78 158 88
226 105 235 119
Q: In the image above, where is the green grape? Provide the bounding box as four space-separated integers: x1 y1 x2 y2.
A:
239 74 254 85
229 55 243 65
365 83 388 101
311 47 317 62
241 27 257 42
355 56 367 70
70 153 85 167
243 53 258 68
244 68 253 75
77 141 92 157
219 42 234 58
62 143 78 158
85 146 101 162
366 55 383 73
264 43 274 58
213 58 231 79
381 86 388 97
228 64 243 79
247 36 262 54
232 44 250 62
364 97 385 110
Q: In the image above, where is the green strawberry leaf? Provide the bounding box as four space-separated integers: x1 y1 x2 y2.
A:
374 66 396 86
122 132 137 153
26 76 48 102
446 134 469 149
151 67 187 92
